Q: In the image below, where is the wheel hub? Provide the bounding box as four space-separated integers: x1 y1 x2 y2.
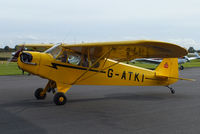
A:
40 92 45 97
59 97 64 102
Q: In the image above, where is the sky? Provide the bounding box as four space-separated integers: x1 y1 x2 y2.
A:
0 0 200 49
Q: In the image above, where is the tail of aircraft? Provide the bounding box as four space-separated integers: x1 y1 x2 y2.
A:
194 52 200 59
155 58 195 83
155 58 179 79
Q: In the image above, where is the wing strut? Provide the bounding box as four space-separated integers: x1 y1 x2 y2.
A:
76 59 121 83
71 48 113 85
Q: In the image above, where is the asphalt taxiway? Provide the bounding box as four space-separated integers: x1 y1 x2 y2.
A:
0 68 200 134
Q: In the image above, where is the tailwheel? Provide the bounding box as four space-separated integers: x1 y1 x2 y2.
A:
166 86 175 94
179 65 184 70
53 92 67 105
34 88 46 100
170 89 175 94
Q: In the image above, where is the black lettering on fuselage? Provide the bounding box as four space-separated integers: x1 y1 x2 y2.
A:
128 72 133 80
107 69 113 78
121 71 126 80
134 73 140 82
107 69 144 83
142 74 144 82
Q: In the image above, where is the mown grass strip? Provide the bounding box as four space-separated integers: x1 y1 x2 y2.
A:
0 62 25 75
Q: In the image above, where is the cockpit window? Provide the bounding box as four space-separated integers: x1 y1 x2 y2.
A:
52 47 100 68
45 44 62 58
68 53 81 65
56 50 81 65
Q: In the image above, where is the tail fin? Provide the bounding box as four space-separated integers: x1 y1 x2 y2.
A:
194 52 200 59
155 58 195 82
155 58 179 78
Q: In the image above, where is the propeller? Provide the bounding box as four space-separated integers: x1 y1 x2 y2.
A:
7 45 25 75
7 45 25 63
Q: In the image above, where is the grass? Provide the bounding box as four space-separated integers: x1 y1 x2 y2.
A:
181 59 200 67
0 62 25 75
129 62 158 69
0 59 200 75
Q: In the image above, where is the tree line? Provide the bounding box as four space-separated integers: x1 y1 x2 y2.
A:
0 46 16 52
188 47 200 53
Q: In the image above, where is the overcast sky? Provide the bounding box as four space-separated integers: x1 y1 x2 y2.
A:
0 0 200 49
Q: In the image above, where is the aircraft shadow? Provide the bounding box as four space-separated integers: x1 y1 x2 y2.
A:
68 92 173 103
0 92 188 108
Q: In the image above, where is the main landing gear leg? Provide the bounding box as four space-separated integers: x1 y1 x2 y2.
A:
53 83 71 105
34 80 56 100
34 80 71 105
166 86 175 94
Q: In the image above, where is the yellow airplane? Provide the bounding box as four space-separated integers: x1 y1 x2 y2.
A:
12 40 192 105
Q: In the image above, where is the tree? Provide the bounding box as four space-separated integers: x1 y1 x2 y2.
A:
188 47 195 53
4 46 10 51
14 45 18 51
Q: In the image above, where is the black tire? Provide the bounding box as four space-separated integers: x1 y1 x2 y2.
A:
53 92 67 105
34 88 46 100
171 89 175 94
180 66 184 70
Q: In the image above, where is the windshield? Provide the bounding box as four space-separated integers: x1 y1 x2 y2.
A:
44 44 62 58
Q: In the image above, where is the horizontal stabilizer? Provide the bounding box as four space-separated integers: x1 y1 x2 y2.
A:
168 77 196 81
155 75 196 81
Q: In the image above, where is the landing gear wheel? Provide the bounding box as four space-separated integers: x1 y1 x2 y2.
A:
166 86 175 95
170 89 175 94
34 88 46 100
179 65 184 70
53 92 67 105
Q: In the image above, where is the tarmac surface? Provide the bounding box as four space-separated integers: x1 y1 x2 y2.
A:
0 68 200 134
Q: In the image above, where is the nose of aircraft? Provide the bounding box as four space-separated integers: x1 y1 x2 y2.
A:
20 52 33 63
17 51 41 75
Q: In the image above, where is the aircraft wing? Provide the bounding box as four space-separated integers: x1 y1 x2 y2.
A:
62 40 187 61
134 58 162 64
135 58 189 65
189 52 200 60
17 43 54 52
188 57 198 60
184 52 200 61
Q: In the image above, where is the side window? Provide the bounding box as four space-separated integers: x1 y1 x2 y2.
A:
79 55 99 68
56 49 100 68
56 50 81 65
90 58 100 68
56 50 68 63
80 55 89 67
61 51 68 62
68 53 81 65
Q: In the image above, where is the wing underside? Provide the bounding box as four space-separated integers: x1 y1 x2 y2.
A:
17 40 187 61
17 44 54 52
62 40 187 61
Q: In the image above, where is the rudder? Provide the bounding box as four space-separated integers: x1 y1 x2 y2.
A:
155 58 179 78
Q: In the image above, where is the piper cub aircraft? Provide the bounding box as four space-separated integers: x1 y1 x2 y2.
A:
12 40 193 105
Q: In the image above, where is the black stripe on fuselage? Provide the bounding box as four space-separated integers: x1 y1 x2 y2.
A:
46 63 106 73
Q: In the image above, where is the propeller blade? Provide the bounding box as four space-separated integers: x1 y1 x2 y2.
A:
7 45 25 63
